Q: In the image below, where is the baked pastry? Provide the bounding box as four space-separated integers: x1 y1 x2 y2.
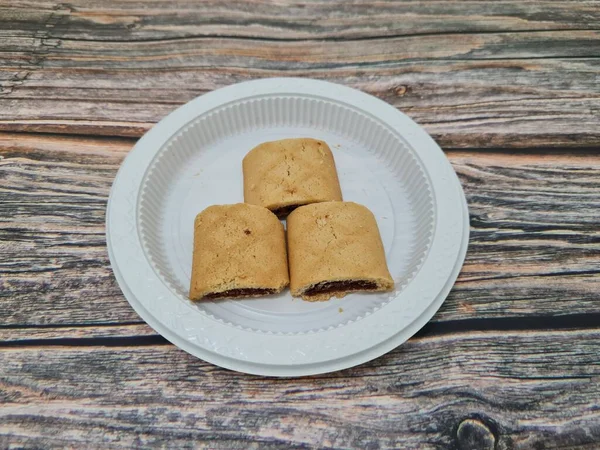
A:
287 201 394 301
242 138 343 217
189 203 289 301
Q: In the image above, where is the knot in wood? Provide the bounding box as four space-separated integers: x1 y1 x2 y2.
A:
456 418 496 450
394 85 407 96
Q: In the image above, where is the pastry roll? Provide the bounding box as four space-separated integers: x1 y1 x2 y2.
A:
243 138 343 217
189 203 289 301
287 201 394 301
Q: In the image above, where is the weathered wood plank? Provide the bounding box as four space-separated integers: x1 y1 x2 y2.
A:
3 0 600 41
28 31 600 70
0 134 135 325
450 149 600 322
0 1 599 147
1 328 599 449
1 57 599 148
1 133 599 327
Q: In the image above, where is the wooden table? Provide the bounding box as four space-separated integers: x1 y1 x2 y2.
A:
1 1 599 448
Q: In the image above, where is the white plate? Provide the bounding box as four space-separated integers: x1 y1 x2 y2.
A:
106 78 469 376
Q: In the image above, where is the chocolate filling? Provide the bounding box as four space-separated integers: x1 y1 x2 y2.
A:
272 204 301 218
304 280 378 296
204 288 277 300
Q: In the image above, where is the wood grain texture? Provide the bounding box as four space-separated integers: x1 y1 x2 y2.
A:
4 0 600 41
2 2 600 448
1 133 599 327
1 328 599 449
0 1 599 147
0 133 133 324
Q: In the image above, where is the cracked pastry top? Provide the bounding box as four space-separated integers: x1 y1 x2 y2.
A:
189 203 289 301
287 201 394 302
242 138 343 218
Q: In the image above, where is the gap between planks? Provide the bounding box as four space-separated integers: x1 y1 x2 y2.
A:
2 313 600 349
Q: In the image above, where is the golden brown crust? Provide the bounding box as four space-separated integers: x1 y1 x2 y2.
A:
188 203 289 301
242 138 343 217
287 201 394 301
